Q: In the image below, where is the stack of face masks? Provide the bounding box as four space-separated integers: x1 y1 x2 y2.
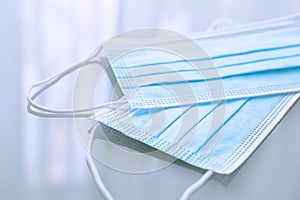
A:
91 14 300 174
26 13 300 200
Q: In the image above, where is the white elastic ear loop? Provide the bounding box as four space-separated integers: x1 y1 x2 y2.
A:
26 59 126 118
86 123 114 200
179 170 214 200
86 123 213 200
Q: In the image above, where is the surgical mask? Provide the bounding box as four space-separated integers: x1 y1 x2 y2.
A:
91 93 299 174
27 13 300 116
103 15 300 108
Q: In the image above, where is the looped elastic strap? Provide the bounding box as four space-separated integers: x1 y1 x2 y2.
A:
26 47 126 118
87 123 114 200
86 124 214 200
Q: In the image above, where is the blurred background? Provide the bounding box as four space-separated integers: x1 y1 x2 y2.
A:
1 0 300 200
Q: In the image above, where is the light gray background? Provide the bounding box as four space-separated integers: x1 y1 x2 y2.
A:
1 0 300 199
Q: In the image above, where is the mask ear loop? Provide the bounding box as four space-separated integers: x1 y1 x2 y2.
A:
26 49 127 118
86 123 114 200
87 123 214 200
179 170 214 200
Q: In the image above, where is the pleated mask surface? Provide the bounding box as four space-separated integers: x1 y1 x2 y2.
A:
101 14 300 108
91 93 299 174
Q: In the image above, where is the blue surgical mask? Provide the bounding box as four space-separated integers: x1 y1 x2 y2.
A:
103 15 300 108
91 93 299 174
